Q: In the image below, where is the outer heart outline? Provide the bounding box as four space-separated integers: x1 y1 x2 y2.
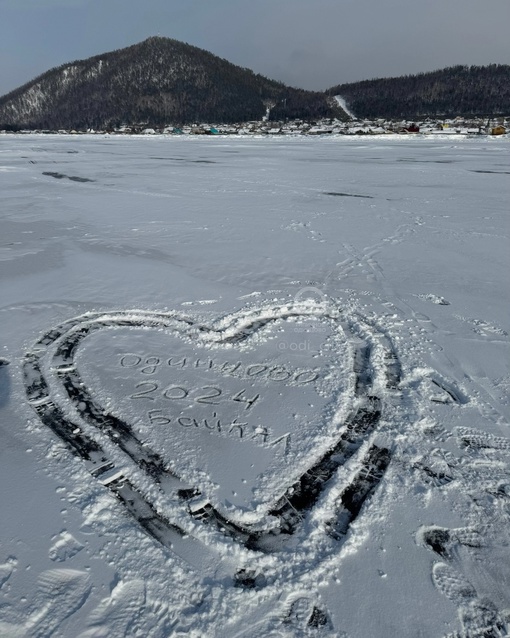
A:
23 304 395 559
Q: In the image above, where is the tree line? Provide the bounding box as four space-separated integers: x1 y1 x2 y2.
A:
327 65 510 119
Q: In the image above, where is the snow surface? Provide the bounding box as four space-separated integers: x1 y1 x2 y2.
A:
1 134 509 637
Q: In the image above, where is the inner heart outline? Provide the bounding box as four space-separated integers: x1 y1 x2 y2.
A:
23 303 395 558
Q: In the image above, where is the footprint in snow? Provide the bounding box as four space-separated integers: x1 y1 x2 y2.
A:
432 562 509 638
0 556 17 588
454 315 508 339
0 567 92 637
417 293 450 306
230 595 338 637
48 531 84 562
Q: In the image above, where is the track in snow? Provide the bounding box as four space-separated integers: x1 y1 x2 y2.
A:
23 304 399 581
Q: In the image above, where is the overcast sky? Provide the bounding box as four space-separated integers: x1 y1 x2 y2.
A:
1 0 509 97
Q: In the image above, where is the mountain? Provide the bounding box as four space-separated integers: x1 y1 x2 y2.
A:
327 65 510 119
0 37 345 130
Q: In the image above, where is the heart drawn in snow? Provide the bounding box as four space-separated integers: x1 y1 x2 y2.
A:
24 304 393 556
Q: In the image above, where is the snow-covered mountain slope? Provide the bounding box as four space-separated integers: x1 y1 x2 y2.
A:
334 95 357 119
0 134 509 637
0 37 345 130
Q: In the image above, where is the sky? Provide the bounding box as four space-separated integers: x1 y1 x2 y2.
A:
1 0 509 97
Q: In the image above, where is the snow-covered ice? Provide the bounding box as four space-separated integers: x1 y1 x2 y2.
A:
1 134 509 637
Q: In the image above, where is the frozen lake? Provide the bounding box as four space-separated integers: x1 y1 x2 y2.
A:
1 134 509 637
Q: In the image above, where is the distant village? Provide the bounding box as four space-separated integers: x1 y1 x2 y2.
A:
1 116 508 137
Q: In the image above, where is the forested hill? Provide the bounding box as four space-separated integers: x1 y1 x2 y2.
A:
327 65 510 119
0 37 345 130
